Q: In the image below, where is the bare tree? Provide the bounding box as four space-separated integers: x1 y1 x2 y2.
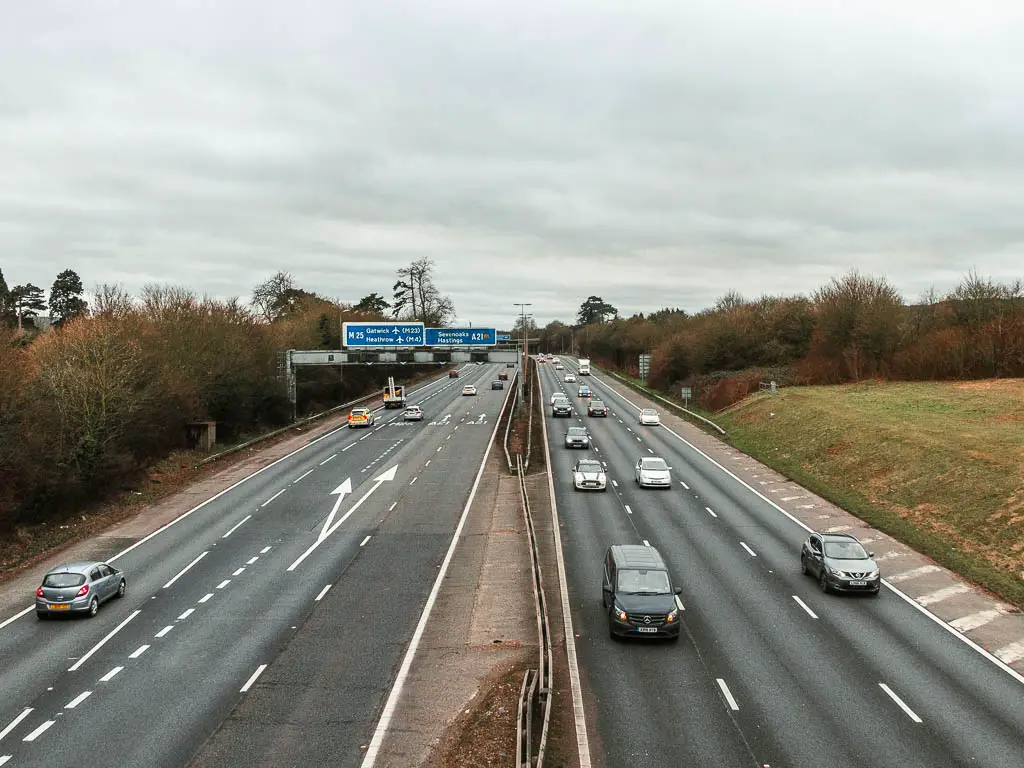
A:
91 284 136 319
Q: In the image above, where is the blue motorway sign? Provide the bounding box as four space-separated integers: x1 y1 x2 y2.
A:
496 334 511 341
425 327 497 346
343 322 424 347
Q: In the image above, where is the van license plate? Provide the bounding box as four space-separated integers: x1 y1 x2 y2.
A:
849 580 867 586
637 626 657 633
49 604 70 611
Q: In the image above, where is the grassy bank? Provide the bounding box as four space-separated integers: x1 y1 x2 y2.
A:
715 379 1024 608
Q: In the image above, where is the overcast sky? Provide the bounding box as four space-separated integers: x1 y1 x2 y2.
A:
3 0 1023 330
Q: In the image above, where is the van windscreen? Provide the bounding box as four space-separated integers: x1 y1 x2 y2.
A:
617 569 671 594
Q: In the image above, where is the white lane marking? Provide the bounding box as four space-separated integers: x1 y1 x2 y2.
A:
388 502 397 512
436 446 442 452
917 584 971 605
950 607 1009 632
879 683 922 723
260 546 271 554
647 448 654 454
216 580 231 589
887 565 942 583
294 469 315 484
360 377 515 768
22 720 55 742
178 608 195 620
611 480 618 487
674 595 685 612
247 556 259 565
315 584 332 602
221 515 252 539
155 625 174 638
626 427 632 432
705 506 717 518
129 644 150 659
636 437 641 442
163 551 209 588
198 593 214 603
425 460 431 467
240 664 268 692
740 542 757 557
66 691 92 709
680 481 690 490
716 679 740 711
625 505 633 515
0 755 11 765
261 489 286 507
342 444 354 452
68 610 141 671
232 567 245 576
994 639 1024 665
643 539 651 546
360 535 372 547
100 666 123 682
320 454 337 465
0 708 33 741
410 476 418 485
793 596 818 619
825 525 853 532
359 434 371 441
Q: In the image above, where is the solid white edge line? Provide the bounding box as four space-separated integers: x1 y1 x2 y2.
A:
716 678 740 711
740 542 757 557
155 625 174 638
221 514 252 539
129 644 150 659
536 368 594 768
315 584 332 601
879 683 923 723
99 665 123 682
792 595 818 619
22 720 54 742
240 663 268 693
68 609 140 671
360 375 516 767
162 551 209 589
360 535 372 547
0 708 33 741
580 366 1024 687
66 690 92 709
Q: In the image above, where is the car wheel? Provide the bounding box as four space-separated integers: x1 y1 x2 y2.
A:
87 597 99 617
871 587 881 597
36 612 48 620
116 579 126 598
819 572 830 594
800 556 808 575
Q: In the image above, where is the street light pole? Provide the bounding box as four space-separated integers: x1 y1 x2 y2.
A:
513 303 532 410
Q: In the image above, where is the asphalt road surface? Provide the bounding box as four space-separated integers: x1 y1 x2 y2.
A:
0 363 512 768
539 358 1024 768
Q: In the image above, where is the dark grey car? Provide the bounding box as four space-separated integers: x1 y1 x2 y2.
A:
36 561 126 619
564 426 590 448
552 398 572 417
800 533 881 595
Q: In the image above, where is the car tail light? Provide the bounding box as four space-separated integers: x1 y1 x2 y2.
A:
36 587 44 598
76 584 90 597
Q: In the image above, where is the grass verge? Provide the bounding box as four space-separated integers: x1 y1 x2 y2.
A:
591 364 725 435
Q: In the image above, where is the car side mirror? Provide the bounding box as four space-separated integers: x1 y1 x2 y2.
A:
674 587 682 595
868 552 875 558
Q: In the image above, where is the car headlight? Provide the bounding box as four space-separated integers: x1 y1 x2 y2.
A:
826 566 841 576
613 605 627 621
666 608 678 623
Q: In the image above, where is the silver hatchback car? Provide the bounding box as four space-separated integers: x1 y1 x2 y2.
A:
36 561 126 619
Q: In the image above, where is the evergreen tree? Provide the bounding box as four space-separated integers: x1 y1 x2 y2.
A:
49 269 89 326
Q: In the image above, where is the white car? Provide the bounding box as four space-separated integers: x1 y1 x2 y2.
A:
639 408 660 426
550 392 568 405
462 385 477 396
572 459 607 491
564 373 576 383
403 405 423 421
635 457 672 488
555 363 564 370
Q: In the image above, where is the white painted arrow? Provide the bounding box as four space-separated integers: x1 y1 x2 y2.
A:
287 466 398 571
318 478 352 541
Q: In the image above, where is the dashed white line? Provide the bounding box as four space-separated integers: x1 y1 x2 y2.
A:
410 476 418 485
917 584 970 605
294 469 315 484
342 444 354 452
129 644 150 659
0 755 11 766
178 608 195 620
626 427 632 432
740 542 757 557
425 460 431 467
680 481 690 490
22 720 54 742
360 535 372 547
247 556 259 565
716 679 739 711
100 666 123 682
216 580 231 589
611 480 618 487
792 596 818 619
388 502 397 512
647 448 654 454
261 489 286 507
359 434 371 441
222 515 252 539
232 567 245 576
635 436 641 442
240 664 268 692
260 546 271 554
643 539 651 546
155 625 174 638
163 551 209 588
0 708 33 741
705 506 718 518
320 454 337 465
315 584 332 602
198 593 214 603
436 446 442 452
66 691 92 709
625 505 633 515
68 610 140 671
879 683 922 722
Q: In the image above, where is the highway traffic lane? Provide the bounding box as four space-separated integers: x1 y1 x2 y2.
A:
557 362 1024 766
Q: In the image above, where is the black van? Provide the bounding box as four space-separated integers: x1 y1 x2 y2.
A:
602 545 681 641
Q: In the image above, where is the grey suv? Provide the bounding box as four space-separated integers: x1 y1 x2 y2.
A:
552 398 572 417
800 533 881 595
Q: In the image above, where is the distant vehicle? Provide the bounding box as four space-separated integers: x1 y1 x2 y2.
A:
348 408 376 428
449 370 459 378
578 358 591 375
403 405 423 421
801 533 881 595
462 385 477 396
588 399 608 417
498 372 509 380
552 398 572 417
491 380 504 390
603 545 681 641
555 363 564 370
572 459 607 491
577 385 592 399
635 457 672 488
639 408 660 426
36 561 126 619
564 426 590 449
550 392 568 405
564 373 576 383
382 376 406 409
506 362 516 368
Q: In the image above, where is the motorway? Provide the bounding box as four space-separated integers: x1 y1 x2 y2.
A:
0 363 512 768
538 358 1024 768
